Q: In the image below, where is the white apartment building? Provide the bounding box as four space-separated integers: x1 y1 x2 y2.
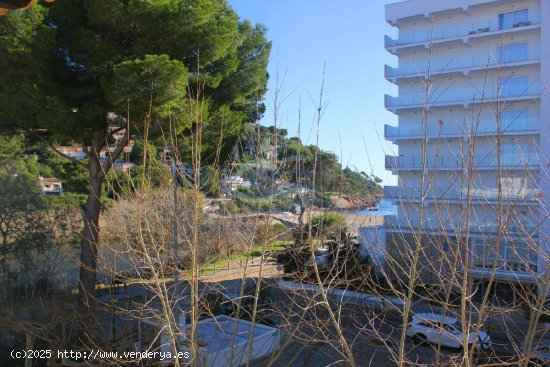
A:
381 0 550 301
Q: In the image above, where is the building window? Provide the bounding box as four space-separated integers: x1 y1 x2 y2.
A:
501 109 528 130
499 9 528 30
500 171 531 199
499 75 528 97
474 239 537 272
499 140 535 166
498 42 528 63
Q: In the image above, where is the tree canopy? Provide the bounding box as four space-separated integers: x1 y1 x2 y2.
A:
0 0 271 312
0 0 271 157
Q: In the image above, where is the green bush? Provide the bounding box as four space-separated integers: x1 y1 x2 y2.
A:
219 201 242 214
237 186 253 195
43 193 88 210
311 212 346 236
273 198 293 212
256 222 290 244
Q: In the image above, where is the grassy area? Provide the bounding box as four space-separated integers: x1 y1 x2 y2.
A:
199 241 290 275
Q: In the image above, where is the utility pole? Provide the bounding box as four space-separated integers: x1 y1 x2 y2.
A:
171 159 182 360
172 159 179 292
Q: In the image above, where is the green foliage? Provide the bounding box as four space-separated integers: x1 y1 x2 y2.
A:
0 173 43 247
219 201 243 214
0 134 26 173
236 185 253 195
0 170 81 302
106 163 171 196
132 164 171 189
341 167 383 195
130 141 158 165
203 165 221 198
234 190 293 213
0 0 271 177
0 4 59 132
0 1 271 308
104 55 189 122
255 222 290 245
213 21 271 120
322 232 363 277
37 148 89 194
43 193 88 210
241 126 382 199
311 212 346 237
284 138 314 162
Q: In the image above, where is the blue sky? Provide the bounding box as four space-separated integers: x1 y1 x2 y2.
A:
228 0 398 184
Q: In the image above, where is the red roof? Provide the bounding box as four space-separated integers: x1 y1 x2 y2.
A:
39 177 62 184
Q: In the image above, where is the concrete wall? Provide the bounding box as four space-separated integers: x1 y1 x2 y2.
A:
384 232 461 287
358 225 387 273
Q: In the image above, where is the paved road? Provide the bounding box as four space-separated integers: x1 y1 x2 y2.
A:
94 274 546 366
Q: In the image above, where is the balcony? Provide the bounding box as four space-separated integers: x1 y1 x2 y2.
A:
384 215 538 237
386 0 541 27
385 54 539 83
384 118 541 142
385 21 540 54
385 82 540 113
385 154 540 172
384 185 539 204
385 154 460 170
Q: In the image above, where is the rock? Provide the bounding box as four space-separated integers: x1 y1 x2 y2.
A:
329 194 380 210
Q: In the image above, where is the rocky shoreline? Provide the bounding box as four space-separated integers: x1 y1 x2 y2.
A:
329 194 381 211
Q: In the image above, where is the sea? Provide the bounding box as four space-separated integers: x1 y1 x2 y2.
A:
352 199 397 216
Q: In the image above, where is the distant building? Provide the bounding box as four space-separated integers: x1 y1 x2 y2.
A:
55 145 87 160
113 162 134 171
107 124 127 141
160 146 174 163
264 145 279 160
54 135 134 171
39 176 63 195
222 175 251 191
243 142 256 156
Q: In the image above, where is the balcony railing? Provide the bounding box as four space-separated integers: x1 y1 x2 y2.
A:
385 154 539 170
384 185 539 202
385 155 461 170
385 53 538 80
385 82 540 110
385 215 538 236
385 20 538 49
384 117 541 140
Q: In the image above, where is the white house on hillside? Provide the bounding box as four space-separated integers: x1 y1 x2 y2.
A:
39 176 63 195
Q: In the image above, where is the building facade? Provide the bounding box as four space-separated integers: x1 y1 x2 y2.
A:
39 176 63 195
382 0 549 300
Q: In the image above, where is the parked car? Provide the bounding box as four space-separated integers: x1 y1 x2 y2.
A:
406 313 491 351
529 340 550 367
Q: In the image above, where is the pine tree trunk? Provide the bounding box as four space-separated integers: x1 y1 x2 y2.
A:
78 137 105 313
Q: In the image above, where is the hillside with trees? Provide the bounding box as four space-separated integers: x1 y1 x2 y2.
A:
234 124 382 210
